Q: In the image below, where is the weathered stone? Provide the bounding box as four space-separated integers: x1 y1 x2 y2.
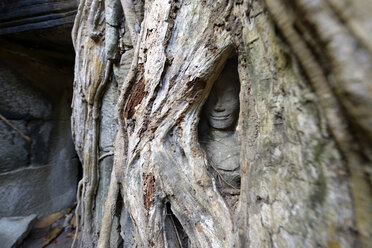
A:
120 207 136 248
0 214 37 248
99 81 118 152
0 61 52 120
199 60 241 189
0 161 77 217
0 118 78 216
105 0 123 61
0 120 29 173
0 5 78 245
113 49 134 86
110 215 123 248
29 121 53 165
94 155 114 227
122 31 133 49
0 57 78 217
0 0 77 35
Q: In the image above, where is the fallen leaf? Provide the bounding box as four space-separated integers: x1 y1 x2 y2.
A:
66 231 80 240
70 215 77 228
41 227 64 247
66 233 75 238
34 212 64 229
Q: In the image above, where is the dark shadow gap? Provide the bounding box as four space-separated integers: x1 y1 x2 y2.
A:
165 202 189 248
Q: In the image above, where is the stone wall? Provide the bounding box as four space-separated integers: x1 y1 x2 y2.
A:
0 0 77 35
0 0 78 217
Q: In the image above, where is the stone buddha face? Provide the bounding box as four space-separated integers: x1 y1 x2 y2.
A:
205 71 239 130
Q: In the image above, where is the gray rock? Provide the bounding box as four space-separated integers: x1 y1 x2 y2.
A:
0 214 37 248
96 78 119 228
0 71 78 216
113 49 134 86
29 121 53 165
0 61 52 120
0 0 78 225
0 0 78 35
120 207 136 248
122 31 133 49
99 80 118 152
110 215 123 248
94 155 114 228
0 162 77 217
0 120 29 173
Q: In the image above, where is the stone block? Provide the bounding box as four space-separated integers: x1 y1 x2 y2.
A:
0 0 78 35
99 81 118 151
29 120 52 165
94 155 114 227
0 60 52 120
0 162 77 217
0 214 37 248
0 120 29 173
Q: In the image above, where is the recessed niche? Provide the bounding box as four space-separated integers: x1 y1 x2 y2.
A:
198 58 241 207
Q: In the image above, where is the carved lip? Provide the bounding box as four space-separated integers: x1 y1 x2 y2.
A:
210 114 231 120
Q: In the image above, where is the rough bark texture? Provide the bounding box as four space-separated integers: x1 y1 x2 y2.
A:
72 0 372 247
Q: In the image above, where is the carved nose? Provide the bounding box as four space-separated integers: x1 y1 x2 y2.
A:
214 106 225 112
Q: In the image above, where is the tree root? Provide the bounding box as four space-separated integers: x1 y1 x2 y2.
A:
98 151 114 161
97 170 119 248
72 60 113 247
264 0 372 244
88 0 104 39
71 179 83 248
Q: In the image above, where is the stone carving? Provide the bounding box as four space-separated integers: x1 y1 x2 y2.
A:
199 60 240 189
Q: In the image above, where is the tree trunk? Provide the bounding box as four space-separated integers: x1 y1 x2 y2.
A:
71 0 372 247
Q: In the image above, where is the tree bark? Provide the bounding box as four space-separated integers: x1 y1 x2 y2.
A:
71 0 372 247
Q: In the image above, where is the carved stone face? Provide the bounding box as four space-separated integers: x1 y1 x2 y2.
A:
205 74 239 130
